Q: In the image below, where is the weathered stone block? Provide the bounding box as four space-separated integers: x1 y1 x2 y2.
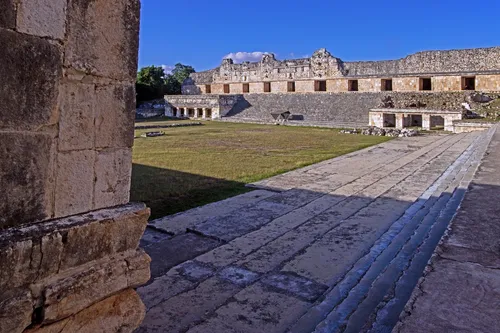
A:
0 132 55 229
58 205 149 271
16 0 67 40
0 0 16 29
0 204 149 291
0 239 36 291
0 29 62 131
95 84 136 148
54 150 94 218
58 82 95 151
43 250 150 323
26 289 145 333
0 289 33 333
94 148 132 210
65 0 140 81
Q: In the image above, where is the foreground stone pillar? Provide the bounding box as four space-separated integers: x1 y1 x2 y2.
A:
202 108 207 119
0 1 149 333
175 108 181 118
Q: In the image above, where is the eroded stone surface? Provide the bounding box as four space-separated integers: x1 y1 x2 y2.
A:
43 250 150 323
186 283 310 333
54 150 95 217
0 0 16 28
394 260 500 333
218 266 260 287
0 289 32 333
26 289 145 333
58 82 95 151
17 0 67 39
0 29 61 131
0 133 55 229
260 272 328 302
94 148 132 210
137 277 241 333
95 85 136 148
0 203 149 290
144 233 221 280
65 0 140 81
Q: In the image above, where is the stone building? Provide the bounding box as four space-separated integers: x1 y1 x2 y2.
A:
166 48 500 127
0 1 149 333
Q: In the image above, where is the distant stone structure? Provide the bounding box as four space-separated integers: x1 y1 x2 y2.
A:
165 47 500 127
0 1 148 333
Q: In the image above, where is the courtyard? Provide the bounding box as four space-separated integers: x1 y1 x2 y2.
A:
137 127 498 333
131 120 390 219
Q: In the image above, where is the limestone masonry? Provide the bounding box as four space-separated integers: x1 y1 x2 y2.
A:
0 1 149 333
165 48 500 127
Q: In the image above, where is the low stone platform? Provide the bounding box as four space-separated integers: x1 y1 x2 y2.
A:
138 128 496 333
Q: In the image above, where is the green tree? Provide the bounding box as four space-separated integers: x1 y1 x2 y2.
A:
164 74 181 95
171 63 195 86
136 63 196 100
136 65 165 91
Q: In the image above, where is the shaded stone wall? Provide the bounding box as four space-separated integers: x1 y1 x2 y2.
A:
222 92 486 126
0 1 149 333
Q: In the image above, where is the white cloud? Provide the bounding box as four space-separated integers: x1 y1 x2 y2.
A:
223 51 271 63
161 64 174 75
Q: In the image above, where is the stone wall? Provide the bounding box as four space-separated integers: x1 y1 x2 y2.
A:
186 74 500 95
222 92 483 126
184 47 500 91
0 1 149 333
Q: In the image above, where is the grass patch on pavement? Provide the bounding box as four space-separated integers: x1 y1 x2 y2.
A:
132 120 391 219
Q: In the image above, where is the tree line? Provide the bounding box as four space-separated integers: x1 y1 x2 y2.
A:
136 63 195 103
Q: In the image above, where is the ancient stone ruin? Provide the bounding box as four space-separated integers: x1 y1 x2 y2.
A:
0 1 149 332
165 47 500 130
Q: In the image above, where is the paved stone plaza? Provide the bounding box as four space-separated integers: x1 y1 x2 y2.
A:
137 128 496 333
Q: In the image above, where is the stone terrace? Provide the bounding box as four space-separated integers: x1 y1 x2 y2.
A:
137 127 497 333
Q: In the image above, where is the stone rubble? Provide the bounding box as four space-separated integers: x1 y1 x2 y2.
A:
341 127 419 137
135 122 203 130
140 131 165 138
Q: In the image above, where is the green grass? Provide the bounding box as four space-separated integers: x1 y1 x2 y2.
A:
131 120 392 219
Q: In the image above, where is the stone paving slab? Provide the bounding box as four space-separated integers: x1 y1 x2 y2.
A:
149 189 276 234
137 132 494 333
137 277 242 333
185 283 312 333
393 259 500 333
144 233 222 280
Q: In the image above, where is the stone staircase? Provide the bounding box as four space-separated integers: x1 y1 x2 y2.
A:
286 126 496 333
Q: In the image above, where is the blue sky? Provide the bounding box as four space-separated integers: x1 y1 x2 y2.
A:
139 0 500 72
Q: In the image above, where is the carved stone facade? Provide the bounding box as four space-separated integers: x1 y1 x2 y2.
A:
182 47 500 95
0 1 149 333
165 95 241 119
167 47 500 124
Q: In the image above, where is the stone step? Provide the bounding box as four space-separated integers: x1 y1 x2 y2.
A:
193 134 471 269
365 126 497 333
338 131 485 333
285 132 482 333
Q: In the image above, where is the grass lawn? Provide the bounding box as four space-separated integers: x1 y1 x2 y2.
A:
131 120 391 219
